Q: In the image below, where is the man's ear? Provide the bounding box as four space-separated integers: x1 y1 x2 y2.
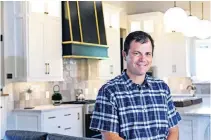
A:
122 50 127 61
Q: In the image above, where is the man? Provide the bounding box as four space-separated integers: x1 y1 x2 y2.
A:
90 31 181 140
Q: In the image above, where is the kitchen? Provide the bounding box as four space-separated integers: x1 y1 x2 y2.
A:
0 1 210 140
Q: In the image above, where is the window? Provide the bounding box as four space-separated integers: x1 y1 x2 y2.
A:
195 40 211 81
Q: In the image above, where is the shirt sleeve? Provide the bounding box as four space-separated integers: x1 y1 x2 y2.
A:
89 85 119 134
164 83 182 128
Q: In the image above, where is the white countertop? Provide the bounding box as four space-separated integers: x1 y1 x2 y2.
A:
13 104 84 113
176 100 211 117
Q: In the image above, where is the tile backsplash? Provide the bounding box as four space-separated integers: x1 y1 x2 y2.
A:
4 58 210 109
4 59 107 108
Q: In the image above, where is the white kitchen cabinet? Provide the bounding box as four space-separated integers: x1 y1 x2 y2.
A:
97 3 121 79
98 25 121 79
127 12 164 38
13 106 83 137
102 3 120 29
154 32 190 79
0 97 8 139
29 1 61 17
178 115 210 140
3 1 63 83
0 1 3 90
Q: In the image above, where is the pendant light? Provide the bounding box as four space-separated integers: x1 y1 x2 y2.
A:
182 1 200 37
196 2 211 39
164 1 187 32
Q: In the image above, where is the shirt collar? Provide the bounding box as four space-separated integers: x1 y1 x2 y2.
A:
121 69 152 88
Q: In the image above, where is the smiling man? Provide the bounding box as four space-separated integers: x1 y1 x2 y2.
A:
90 31 181 140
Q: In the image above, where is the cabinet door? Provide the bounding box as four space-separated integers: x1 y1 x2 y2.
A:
43 111 62 134
178 119 193 140
47 1 61 17
103 4 119 29
98 27 120 79
44 16 63 81
0 1 2 88
69 108 83 137
0 97 8 139
171 33 189 77
28 14 46 80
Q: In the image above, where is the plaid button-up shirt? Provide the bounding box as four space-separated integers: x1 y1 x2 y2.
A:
90 71 181 140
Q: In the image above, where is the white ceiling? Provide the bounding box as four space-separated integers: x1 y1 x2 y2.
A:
104 1 210 20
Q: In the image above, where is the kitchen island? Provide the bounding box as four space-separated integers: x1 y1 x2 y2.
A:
175 96 210 140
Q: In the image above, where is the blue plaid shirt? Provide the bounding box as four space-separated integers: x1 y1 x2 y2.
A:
90 71 181 140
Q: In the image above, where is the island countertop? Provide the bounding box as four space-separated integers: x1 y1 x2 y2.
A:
13 104 84 113
176 100 211 116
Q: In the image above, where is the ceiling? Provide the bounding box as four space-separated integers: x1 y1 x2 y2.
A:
104 1 210 20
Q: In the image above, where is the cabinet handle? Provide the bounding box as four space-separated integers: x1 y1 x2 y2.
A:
45 63 48 74
48 116 56 119
0 106 2 109
44 12 49 14
64 127 71 130
47 63 50 74
64 114 71 116
78 113 80 120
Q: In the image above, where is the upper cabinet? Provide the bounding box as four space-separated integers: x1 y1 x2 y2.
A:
103 3 120 29
61 1 108 59
128 12 164 39
29 1 61 17
3 1 63 83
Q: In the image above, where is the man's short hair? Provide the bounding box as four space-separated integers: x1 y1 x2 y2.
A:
123 31 155 56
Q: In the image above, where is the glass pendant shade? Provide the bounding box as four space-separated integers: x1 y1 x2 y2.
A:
182 16 200 37
164 7 188 32
196 20 211 39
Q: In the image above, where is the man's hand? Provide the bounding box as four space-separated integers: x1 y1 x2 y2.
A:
167 126 179 140
102 132 124 140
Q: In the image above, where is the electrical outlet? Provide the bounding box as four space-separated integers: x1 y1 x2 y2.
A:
172 65 176 73
45 91 50 99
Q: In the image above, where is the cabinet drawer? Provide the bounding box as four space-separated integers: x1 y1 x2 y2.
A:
60 107 82 127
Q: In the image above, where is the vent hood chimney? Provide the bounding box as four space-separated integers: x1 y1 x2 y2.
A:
62 1 108 59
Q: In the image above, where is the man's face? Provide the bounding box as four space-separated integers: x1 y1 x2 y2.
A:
123 40 153 76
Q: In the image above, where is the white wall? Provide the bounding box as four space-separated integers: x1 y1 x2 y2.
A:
105 1 210 20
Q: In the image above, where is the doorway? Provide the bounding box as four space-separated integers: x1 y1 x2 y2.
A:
120 28 127 73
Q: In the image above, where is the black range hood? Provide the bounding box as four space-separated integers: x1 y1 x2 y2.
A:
62 1 108 59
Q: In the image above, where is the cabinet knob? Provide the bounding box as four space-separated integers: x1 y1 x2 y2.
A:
58 126 61 128
0 106 2 108
44 12 49 14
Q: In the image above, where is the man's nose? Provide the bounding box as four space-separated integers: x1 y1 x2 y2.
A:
138 54 146 61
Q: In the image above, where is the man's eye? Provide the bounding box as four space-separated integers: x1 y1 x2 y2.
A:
133 52 139 55
146 52 152 56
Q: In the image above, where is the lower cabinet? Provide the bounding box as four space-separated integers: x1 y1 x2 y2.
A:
0 97 8 139
12 106 83 137
178 115 210 140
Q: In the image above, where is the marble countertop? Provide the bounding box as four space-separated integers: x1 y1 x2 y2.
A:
176 101 211 116
13 104 84 113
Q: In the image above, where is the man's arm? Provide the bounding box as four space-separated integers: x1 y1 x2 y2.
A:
102 132 124 140
167 126 179 140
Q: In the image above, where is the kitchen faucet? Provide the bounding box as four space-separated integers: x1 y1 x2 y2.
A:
186 85 196 96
